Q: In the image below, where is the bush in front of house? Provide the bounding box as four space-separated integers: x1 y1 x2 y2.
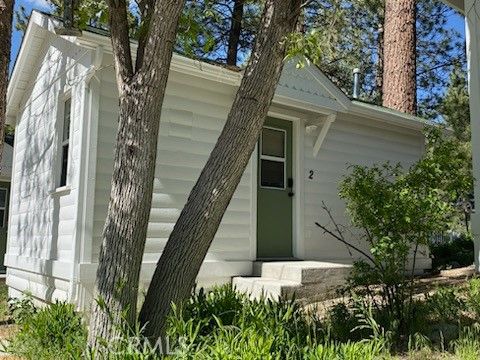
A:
430 232 474 270
167 285 324 358
6 280 480 359
7 297 86 360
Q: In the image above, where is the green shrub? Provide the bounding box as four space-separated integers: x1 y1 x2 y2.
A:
425 286 465 323
316 128 473 338
451 324 480 360
170 285 245 337
465 278 480 320
430 233 474 270
302 339 389 360
167 285 324 358
326 302 368 342
8 293 36 323
8 300 87 360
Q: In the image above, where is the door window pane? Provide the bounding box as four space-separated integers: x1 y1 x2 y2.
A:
0 189 6 208
261 160 285 188
262 128 285 158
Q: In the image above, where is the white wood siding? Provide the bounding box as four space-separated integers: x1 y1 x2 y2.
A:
91 62 255 267
6 37 90 301
303 113 425 261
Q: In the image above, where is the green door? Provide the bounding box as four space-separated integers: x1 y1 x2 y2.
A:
257 118 293 259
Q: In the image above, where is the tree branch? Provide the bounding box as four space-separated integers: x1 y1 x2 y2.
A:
136 0 186 80
135 0 155 71
107 0 134 91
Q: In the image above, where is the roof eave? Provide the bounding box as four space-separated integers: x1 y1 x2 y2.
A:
6 11 59 122
351 100 429 131
441 0 464 13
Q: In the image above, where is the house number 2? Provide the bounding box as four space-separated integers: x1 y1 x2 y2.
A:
308 170 314 180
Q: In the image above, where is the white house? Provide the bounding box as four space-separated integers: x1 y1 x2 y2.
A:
5 11 431 307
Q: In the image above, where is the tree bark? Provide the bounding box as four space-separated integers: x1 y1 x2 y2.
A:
88 0 186 350
382 0 417 115
375 20 384 104
0 0 13 164
226 0 244 66
139 0 301 341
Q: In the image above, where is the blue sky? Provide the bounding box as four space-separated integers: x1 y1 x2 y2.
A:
10 0 51 73
10 0 468 75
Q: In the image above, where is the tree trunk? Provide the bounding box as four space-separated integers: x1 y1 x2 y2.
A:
375 20 384 104
0 0 13 163
139 0 301 341
226 0 244 66
382 0 416 115
88 0 186 349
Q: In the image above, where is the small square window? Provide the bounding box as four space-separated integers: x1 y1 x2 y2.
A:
261 128 285 158
261 160 285 188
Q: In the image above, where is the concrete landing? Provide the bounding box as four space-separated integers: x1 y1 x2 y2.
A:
233 261 352 303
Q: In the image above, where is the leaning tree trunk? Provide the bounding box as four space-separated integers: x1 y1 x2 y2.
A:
139 0 302 340
88 0 186 349
226 0 244 66
0 0 13 163
382 0 416 115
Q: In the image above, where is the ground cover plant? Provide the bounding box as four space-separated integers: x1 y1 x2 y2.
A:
2 278 480 359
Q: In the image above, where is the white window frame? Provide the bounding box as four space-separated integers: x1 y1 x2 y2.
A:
259 126 287 190
59 93 72 188
0 187 8 228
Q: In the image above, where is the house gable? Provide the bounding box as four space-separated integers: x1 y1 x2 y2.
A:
275 60 351 113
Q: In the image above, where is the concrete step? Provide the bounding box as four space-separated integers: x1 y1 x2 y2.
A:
254 261 351 284
232 276 301 301
234 261 352 303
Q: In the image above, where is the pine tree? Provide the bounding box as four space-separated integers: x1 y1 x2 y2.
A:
440 65 470 142
0 0 13 162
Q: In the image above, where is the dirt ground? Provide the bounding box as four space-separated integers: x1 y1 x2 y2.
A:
307 265 476 316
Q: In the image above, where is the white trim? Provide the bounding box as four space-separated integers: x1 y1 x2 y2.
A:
293 119 305 259
69 60 97 303
250 144 258 261
313 113 336 158
49 185 71 196
77 260 253 284
441 0 464 12
56 91 73 189
465 0 480 271
304 66 350 111
81 73 100 265
351 101 427 131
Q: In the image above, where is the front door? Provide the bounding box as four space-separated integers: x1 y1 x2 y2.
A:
257 118 293 259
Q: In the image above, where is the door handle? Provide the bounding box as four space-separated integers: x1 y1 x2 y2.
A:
288 178 294 197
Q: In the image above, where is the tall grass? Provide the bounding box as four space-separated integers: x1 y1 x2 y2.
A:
7 298 86 360
4 281 480 359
